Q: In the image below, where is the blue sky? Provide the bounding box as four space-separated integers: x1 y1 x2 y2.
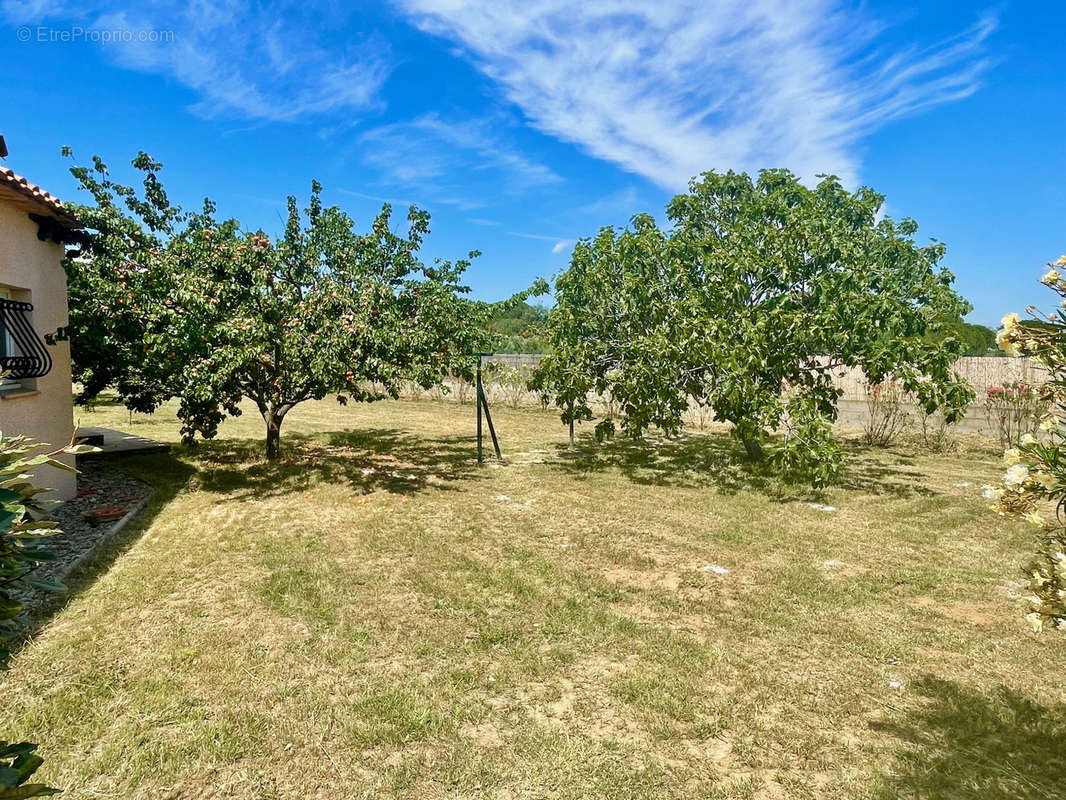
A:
1 1 1062 327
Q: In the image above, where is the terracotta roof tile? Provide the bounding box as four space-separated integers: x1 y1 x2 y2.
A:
0 165 77 225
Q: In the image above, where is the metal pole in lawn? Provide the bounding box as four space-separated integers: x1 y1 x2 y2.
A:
475 352 502 463
476 355 484 464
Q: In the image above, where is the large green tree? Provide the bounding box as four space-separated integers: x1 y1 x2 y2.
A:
65 151 533 458
486 301 551 353
929 317 996 356
534 169 974 481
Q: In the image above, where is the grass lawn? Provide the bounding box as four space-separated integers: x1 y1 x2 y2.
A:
4 397 1065 799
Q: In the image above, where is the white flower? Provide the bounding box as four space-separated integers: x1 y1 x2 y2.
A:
1053 552 1066 577
982 485 1005 501
1024 510 1045 527
1021 433 1039 446
1004 448 1022 465
1035 471 1055 490
1043 268 1062 286
1004 463 1029 487
1040 415 1060 432
996 328 1022 357
1056 255 1066 267
1001 312 1021 331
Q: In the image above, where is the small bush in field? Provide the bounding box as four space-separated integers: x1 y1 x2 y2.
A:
688 402 716 431
915 406 958 453
984 381 1046 448
494 365 533 409
452 375 473 405
863 380 910 446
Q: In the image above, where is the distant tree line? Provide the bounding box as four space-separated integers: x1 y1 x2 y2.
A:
485 301 551 353
486 304 997 358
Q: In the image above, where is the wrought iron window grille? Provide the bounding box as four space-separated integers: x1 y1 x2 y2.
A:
0 298 52 379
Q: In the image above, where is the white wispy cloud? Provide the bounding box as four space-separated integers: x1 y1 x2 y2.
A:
394 0 997 188
507 231 573 253
337 188 423 208
356 112 563 207
3 0 392 122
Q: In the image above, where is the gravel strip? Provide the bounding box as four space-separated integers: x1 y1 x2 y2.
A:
13 462 152 622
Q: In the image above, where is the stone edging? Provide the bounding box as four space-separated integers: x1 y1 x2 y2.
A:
52 491 153 586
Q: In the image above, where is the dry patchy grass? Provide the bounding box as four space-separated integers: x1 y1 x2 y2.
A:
3 396 1065 798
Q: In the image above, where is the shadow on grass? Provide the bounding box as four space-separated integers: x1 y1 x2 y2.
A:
873 676 1066 799
10 450 197 656
549 429 931 501
11 427 482 652
73 394 127 410
188 428 482 500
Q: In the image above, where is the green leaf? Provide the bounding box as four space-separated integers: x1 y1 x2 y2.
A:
0 784 62 799
0 746 36 760
12 549 57 563
0 597 23 620
21 576 65 593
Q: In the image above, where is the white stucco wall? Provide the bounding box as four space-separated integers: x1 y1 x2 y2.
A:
0 200 76 500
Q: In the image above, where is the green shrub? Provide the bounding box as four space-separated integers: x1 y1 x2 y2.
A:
863 380 910 447
494 365 533 409
0 431 84 797
983 381 1046 448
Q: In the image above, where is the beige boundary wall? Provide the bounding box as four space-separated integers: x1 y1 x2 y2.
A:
0 200 76 500
482 354 1043 398
460 354 1044 435
830 356 1047 403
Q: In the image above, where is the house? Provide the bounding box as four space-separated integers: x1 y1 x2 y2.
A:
0 140 79 500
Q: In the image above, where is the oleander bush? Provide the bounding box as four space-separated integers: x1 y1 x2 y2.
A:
985 256 1066 634
983 381 1046 448
863 380 911 447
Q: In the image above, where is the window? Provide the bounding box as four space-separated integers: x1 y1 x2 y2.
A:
0 287 50 391
0 288 18 391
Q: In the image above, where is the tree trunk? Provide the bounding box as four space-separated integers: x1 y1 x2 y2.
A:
733 419 765 462
264 409 285 460
741 434 764 462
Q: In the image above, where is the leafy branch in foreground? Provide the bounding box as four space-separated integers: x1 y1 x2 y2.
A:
0 434 80 658
0 431 87 798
